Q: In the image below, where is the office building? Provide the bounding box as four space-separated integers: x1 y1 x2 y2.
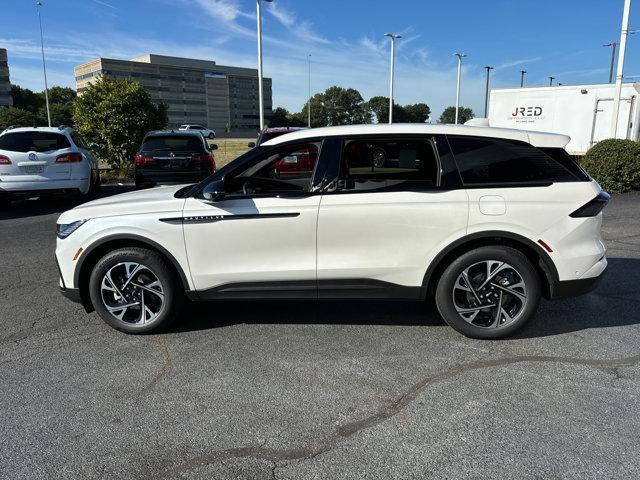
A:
75 54 272 135
0 48 12 107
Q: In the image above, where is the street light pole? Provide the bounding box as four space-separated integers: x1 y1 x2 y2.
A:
307 53 311 128
256 0 272 131
385 33 401 124
484 66 493 118
604 42 618 83
454 53 466 124
611 0 632 138
520 70 526 88
549 76 555 86
36 1 51 127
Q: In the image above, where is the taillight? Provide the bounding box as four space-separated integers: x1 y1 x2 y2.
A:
570 192 610 218
134 154 155 166
0 154 11 165
192 153 215 170
55 152 83 163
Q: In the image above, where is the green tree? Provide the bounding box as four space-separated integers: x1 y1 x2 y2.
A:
0 107 45 130
403 103 431 123
46 86 76 105
439 106 474 124
366 97 431 124
11 85 43 113
268 107 288 127
300 86 371 127
73 76 167 170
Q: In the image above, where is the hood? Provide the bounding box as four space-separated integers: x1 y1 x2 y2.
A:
57 184 188 224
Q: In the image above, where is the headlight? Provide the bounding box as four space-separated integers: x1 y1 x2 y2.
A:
56 220 88 239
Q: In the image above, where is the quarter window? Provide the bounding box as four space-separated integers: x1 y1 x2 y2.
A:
448 136 581 185
339 138 439 192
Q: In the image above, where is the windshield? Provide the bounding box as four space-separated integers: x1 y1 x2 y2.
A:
141 135 204 152
0 131 71 153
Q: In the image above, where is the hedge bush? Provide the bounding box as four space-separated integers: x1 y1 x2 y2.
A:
581 139 640 193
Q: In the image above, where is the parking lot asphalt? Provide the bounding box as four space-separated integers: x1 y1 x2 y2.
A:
1 186 639 480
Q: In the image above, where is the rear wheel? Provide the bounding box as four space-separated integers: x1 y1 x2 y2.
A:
208 132 215 139
435 246 541 339
89 247 183 333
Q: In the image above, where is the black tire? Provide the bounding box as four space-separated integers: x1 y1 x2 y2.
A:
435 246 541 339
88 247 183 334
208 132 215 140
85 169 101 198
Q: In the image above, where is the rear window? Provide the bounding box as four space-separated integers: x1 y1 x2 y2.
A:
141 135 204 152
448 136 582 185
0 131 71 153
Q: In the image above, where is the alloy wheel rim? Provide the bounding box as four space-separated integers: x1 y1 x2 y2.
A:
100 262 165 324
452 260 527 329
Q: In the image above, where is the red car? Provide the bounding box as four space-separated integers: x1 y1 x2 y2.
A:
249 127 310 177
248 127 307 148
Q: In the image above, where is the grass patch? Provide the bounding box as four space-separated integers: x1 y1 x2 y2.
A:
207 138 253 168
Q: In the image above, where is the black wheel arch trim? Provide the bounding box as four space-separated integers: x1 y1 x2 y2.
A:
73 233 193 300
421 230 559 299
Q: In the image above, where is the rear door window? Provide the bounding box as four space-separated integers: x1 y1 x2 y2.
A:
0 132 71 153
448 136 581 185
142 135 204 152
339 137 440 192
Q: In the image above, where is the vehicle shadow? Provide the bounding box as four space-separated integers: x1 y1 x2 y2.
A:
0 184 134 221
170 257 640 339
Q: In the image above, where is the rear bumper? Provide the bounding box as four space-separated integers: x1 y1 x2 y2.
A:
549 258 607 299
0 178 88 194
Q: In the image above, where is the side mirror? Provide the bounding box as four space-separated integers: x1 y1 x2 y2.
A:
210 144 219 150
202 179 225 202
248 142 256 148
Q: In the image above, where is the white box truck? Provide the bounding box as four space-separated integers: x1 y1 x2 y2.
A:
484 83 640 155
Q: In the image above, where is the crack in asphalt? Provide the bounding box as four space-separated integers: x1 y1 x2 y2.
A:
149 353 640 479
139 336 173 395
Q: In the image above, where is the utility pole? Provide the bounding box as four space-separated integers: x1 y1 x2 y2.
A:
520 70 526 88
549 76 555 86
384 33 401 124
454 53 467 124
36 1 51 127
256 0 273 131
484 66 494 117
604 42 618 83
307 53 311 128
611 0 632 138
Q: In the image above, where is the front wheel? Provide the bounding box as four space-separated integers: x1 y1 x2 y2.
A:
208 132 215 139
88 247 183 333
435 246 541 339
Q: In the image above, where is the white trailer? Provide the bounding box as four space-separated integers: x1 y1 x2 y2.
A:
485 83 640 155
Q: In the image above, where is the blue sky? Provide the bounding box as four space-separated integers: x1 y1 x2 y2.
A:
2 0 639 118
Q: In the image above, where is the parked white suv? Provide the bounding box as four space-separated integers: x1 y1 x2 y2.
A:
55 125 608 339
0 126 100 206
178 124 216 140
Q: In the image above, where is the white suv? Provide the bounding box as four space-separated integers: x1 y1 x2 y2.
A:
55 125 608 339
178 124 216 140
0 126 100 206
